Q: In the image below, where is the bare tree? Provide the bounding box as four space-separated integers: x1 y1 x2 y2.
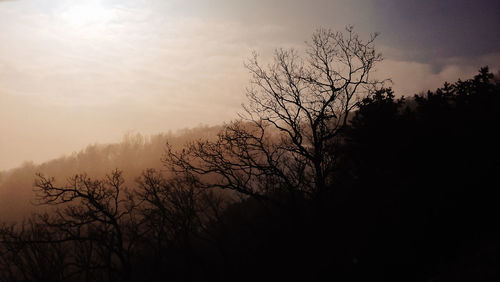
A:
32 170 139 282
0 219 69 282
166 27 385 202
0 168 227 282
137 170 201 264
136 169 229 279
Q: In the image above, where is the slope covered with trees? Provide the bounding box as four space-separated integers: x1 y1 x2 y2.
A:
0 126 222 222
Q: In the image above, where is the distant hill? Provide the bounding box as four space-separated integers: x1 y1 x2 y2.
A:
0 125 222 221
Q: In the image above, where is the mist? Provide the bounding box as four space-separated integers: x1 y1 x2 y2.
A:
1 0 500 171
0 125 223 221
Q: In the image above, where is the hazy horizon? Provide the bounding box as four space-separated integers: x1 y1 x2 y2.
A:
1 0 500 171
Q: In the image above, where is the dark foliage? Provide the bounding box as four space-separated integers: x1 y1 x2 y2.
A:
334 67 500 281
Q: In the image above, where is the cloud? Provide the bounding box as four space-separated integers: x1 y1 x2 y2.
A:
376 51 500 96
368 0 500 68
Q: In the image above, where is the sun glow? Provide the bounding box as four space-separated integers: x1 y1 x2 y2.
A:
61 1 115 26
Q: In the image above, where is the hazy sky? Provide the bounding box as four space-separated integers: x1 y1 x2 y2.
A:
1 0 499 170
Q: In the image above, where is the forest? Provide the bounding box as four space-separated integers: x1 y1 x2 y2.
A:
0 28 499 282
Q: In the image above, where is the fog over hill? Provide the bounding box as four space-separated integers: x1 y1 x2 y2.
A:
0 125 222 221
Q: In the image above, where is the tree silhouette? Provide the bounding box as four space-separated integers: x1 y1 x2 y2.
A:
135 169 227 281
33 170 138 282
0 219 68 282
333 67 500 281
0 167 229 282
166 27 386 203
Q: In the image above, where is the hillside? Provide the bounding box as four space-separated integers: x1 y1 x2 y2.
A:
0 125 222 221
